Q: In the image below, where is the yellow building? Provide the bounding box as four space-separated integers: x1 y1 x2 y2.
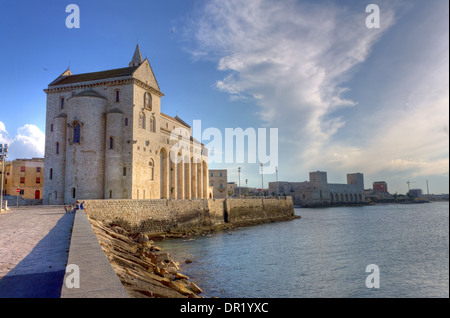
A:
1 158 44 200
209 169 227 199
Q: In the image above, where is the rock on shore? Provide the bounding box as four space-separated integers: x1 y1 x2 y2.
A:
88 217 203 298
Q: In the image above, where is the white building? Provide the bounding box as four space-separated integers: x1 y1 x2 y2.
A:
269 171 366 207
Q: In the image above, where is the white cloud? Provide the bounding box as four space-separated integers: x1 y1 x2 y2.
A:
188 4 392 150
0 121 45 160
186 0 449 192
0 121 11 146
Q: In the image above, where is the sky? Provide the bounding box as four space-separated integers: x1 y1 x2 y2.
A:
0 0 448 194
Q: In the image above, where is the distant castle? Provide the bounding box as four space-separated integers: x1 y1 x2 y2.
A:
269 171 366 207
43 46 211 204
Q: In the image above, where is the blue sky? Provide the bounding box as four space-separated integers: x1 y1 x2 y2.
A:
0 0 448 194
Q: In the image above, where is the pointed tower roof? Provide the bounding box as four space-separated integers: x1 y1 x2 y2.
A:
129 44 143 67
48 68 72 86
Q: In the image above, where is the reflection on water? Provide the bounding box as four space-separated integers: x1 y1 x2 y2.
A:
158 202 449 298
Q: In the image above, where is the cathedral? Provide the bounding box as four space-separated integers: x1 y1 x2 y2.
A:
43 46 210 204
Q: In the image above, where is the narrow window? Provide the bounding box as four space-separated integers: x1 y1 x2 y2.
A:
50 168 53 180
56 142 59 154
149 160 154 181
123 166 127 176
144 92 152 110
109 137 114 150
72 187 76 199
115 90 120 102
150 116 155 132
73 122 81 143
124 117 128 126
60 97 65 109
109 190 112 199
139 112 145 129
50 124 54 132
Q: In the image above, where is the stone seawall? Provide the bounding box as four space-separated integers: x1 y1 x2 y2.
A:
82 197 295 235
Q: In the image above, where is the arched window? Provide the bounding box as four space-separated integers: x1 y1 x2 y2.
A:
139 112 146 129
144 92 152 110
124 117 128 126
115 90 120 102
149 159 154 181
150 116 156 132
73 122 81 143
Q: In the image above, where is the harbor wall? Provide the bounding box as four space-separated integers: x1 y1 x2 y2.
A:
82 197 295 234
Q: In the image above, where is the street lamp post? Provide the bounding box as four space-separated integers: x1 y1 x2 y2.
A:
0 144 9 212
238 167 241 197
260 163 264 197
276 166 278 198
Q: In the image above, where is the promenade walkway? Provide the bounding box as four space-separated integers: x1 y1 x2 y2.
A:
0 205 74 298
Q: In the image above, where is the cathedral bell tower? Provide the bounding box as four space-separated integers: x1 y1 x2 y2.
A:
129 44 143 67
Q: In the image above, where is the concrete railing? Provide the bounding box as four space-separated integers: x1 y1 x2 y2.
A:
60 209 129 298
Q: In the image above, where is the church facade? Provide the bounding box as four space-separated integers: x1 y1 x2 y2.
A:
43 46 210 204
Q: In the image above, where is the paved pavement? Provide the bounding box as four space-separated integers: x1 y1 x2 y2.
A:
0 205 74 298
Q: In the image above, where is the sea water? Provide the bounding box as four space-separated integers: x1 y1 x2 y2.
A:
158 201 449 298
